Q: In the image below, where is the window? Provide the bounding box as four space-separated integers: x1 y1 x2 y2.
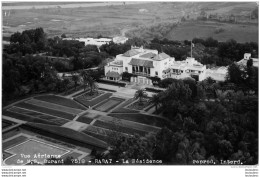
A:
155 71 158 76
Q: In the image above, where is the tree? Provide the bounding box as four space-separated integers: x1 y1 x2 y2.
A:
134 89 148 105
62 78 70 94
80 70 88 91
87 76 99 95
104 134 154 163
61 33 67 38
71 73 80 90
150 94 161 113
226 63 246 86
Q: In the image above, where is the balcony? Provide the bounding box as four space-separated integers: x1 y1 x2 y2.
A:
132 71 150 77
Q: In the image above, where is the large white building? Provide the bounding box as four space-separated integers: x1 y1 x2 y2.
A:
205 66 228 82
104 46 207 85
112 36 128 44
63 37 112 47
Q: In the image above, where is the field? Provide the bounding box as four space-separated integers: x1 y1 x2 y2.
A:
165 21 258 43
2 2 258 43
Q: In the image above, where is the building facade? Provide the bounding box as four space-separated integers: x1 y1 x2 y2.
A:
104 46 207 85
63 37 112 47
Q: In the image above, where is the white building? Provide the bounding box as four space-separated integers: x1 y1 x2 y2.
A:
104 46 207 85
63 37 112 47
205 66 228 82
237 53 259 68
112 36 128 44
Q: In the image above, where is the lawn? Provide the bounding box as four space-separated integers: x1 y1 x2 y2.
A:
93 97 125 112
111 99 139 113
3 135 28 149
26 99 83 115
127 99 151 110
72 89 90 98
165 21 258 43
76 91 104 101
15 102 75 120
34 95 86 110
98 88 117 92
9 107 70 126
26 123 108 149
2 121 13 129
3 110 65 126
82 130 110 143
76 115 95 124
93 120 148 136
108 113 169 127
74 92 113 107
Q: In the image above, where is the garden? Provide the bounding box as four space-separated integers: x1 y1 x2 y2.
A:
108 113 169 128
35 95 86 110
26 99 83 115
74 92 113 107
93 97 125 112
126 99 151 110
93 120 148 137
76 115 95 124
5 107 70 126
111 99 139 113
15 102 75 120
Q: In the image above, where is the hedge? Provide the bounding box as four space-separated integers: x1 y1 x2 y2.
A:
98 80 126 87
145 87 164 93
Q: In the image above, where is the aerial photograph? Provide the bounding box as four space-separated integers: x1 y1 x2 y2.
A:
2 1 259 167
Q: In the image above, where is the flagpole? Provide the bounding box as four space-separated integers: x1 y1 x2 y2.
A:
191 40 192 58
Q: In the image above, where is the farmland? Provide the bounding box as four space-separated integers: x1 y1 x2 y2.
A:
165 21 258 43
2 2 258 43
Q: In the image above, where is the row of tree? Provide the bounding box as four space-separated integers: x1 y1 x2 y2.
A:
94 61 258 165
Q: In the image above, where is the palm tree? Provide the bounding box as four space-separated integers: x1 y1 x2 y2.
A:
80 70 88 91
87 76 99 95
71 73 80 90
134 89 148 105
150 94 161 113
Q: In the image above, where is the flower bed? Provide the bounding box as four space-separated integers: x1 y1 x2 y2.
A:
74 92 113 107
72 88 90 98
76 91 104 101
93 97 125 112
98 88 117 92
3 110 63 126
93 120 147 137
34 95 86 110
126 99 151 110
98 80 126 87
108 113 168 127
15 102 75 120
76 115 95 124
111 99 139 113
